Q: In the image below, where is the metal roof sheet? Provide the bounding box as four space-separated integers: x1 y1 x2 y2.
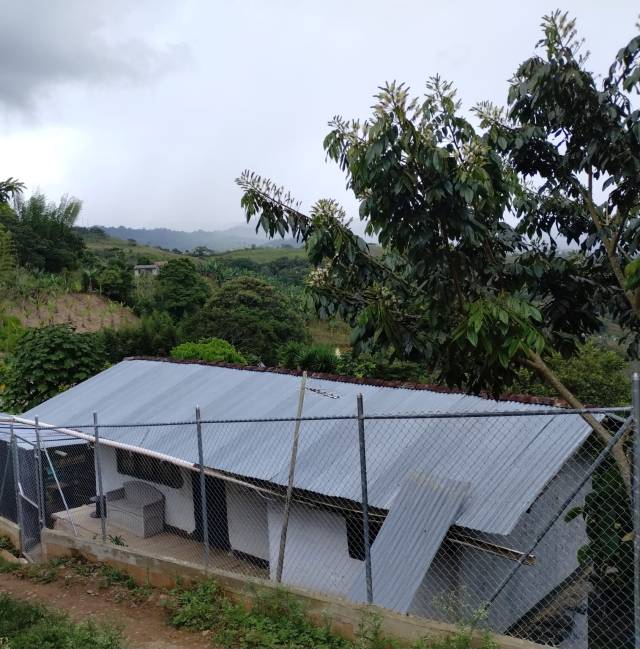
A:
21 359 593 536
348 472 469 612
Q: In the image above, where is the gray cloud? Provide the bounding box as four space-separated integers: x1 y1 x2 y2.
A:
0 1 187 109
0 1 638 232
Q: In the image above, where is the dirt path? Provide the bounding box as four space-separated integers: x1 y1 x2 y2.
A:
0 572 213 649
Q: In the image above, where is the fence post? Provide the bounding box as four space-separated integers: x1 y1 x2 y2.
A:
276 371 307 583
33 416 45 531
9 424 24 556
196 406 210 569
632 372 640 649
357 394 373 605
93 412 107 544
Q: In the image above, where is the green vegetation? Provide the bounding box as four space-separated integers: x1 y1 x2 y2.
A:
215 246 306 263
0 593 124 649
171 338 247 364
512 341 631 406
279 341 338 373
1 193 85 272
0 535 19 557
165 578 497 649
180 276 307 365
155 258 211 320
2 324 105 412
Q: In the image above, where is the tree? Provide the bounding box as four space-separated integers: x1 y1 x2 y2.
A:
155 258 210 320
170 338 247 364
0 192 85 272
2 325 105 412
236 15 639 645
180 276 307 365
236 16 640 493
96 256 134 303
0 223 16 276
0 178 25 204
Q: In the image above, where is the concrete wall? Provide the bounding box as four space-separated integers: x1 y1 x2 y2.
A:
267 500 364 595
226 484 269 561
100 446 196 534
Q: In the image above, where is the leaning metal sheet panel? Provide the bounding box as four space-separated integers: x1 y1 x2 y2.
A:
348 472 469 612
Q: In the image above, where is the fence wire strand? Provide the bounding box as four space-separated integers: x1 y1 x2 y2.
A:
0 403 637 649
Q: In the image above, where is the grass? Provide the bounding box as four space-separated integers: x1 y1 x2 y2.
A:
0 593 124 649
214 246 307 262
165 579 499 649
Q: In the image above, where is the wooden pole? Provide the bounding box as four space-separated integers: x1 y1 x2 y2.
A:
275 371 307 582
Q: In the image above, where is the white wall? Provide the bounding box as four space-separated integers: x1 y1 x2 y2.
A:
100 446 196 534
226 484 270 561
266 500 363 595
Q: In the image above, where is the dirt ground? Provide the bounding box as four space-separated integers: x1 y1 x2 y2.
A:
0 571 213 649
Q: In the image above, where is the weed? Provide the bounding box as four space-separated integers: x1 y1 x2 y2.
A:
108 534 128 547
0 535 20 557
0 593 124 649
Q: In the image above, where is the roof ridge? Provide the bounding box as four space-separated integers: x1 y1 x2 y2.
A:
123 356 570 407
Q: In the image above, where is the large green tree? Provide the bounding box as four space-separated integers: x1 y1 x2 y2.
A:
0 192 85 272
237 14 639 492
180 276 307 365
155 258 211 320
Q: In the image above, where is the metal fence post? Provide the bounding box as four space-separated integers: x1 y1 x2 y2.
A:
9 424 24 556
33 416 45 531
276 371 307 583
196 406 210 569
93 412 107 544
632 372 640 649
357 393 373 605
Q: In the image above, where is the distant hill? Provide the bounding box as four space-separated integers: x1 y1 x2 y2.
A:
98 224 301 253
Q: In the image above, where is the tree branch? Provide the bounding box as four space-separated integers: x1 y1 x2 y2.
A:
525 349 631 494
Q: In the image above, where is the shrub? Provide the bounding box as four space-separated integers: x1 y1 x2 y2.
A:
98 311 178 363
170 338 247 364
3 324 106 412
510 340 630 406
180 276 307 365
279 341 338 373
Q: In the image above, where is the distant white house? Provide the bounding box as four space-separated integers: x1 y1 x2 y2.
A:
17 359 600 648
133 263 162 277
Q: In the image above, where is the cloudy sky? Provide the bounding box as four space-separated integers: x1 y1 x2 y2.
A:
0 1 637 231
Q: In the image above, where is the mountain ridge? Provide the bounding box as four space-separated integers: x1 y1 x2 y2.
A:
98 224 300 252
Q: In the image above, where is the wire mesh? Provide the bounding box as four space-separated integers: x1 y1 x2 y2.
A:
1 405 636 649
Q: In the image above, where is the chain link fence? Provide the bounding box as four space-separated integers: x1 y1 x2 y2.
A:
1 396 638 649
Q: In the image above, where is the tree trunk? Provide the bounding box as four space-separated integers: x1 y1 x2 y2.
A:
525 350 631 495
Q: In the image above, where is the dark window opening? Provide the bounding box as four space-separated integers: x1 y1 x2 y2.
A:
345 512 383 561
116 449 183 489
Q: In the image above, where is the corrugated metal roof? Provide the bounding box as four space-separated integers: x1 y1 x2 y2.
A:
348 472 469 612
21 359 593 536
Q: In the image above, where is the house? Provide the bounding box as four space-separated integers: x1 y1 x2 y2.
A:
133 263 161 277
13 358 602 647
